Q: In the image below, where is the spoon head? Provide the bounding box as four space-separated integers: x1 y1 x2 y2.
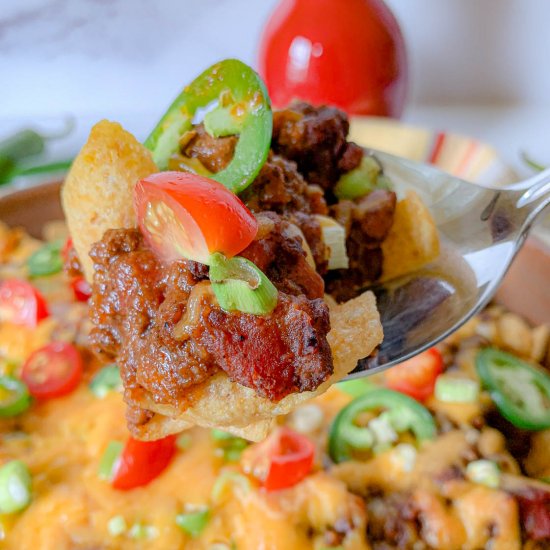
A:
349 150 520 378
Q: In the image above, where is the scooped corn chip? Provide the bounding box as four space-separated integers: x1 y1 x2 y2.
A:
62 120 157 281
380 190 440 282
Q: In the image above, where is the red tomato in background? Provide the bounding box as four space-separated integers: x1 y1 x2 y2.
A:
0 279 49 327
385 348 444 401
135 171 258 265
243 427 315 491
112 436 177 491
258 0 408 116
21 341 83 399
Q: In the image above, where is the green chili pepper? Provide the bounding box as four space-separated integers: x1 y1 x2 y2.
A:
12 159 73 179
476 348 550 430
89 365 123 398
0 376 31 417
209 252 277 315
0 460 32 513
27 239 64 277
176 508 210 538
145 59 272 194
328 388 436 463
333 155 392 201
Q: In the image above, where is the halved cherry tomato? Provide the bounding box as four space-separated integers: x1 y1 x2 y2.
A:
0 279 49 327
21 342 83 399
385 348 444 402
112 435 177 491
243 427 314 491
134 171 258 265
70 277 92 302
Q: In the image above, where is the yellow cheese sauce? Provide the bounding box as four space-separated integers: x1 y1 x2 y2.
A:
0 223 549 549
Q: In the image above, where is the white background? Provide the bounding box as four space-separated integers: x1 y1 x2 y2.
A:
1 0 550 168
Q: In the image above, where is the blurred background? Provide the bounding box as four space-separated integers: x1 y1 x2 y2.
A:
1 0 550 173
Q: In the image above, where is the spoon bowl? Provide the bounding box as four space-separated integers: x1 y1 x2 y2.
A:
348 150 550 378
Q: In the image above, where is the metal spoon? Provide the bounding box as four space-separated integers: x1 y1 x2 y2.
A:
348 150 550 378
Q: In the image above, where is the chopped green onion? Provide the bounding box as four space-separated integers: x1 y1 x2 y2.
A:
337 378 376 398
89 365 122 398
334 155 391 200
435 374 479 403
211 471 251 504
176 433 192 450
368 412 399 447
211 430 248 462
98 441 123 481
27 239 64 277
211 429 235 441
0 376 31 417
0 460 32 513
176 508 210 538
209 253 277 315
107 515 127 536
314 215 348 270
128 522 158 540
466 459 500 488
390 443 417 472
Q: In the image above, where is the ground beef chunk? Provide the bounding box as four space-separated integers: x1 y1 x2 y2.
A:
272 102 363 192
241 154 329 273
242 212 326 298
326 190 397 302
241 153 327 217
180 124 237 173
89 220 332 406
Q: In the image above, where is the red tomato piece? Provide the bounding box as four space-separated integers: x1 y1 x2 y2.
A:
70 277 92 302
0 279 49 327
21 342 83 399
112 435 177 491
258 0 408 116
61 237 73 264
246 427 315 491
134 171 258 265
518 492 550 541
385 348 444 401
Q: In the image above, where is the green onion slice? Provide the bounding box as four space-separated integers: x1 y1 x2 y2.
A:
334 155 392 201
176 508 210 538
0 376 31 417
98 441 123 481
209 252 277 315
434 374 479 403
89 365 122 398
0 460 32 513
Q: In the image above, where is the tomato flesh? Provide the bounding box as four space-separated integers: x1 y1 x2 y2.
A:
112 435 176 491
246 427 315 491
135 171 258 265
385 348 444 401
70 277 92 302
0 279 49 327
21 342 83 399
